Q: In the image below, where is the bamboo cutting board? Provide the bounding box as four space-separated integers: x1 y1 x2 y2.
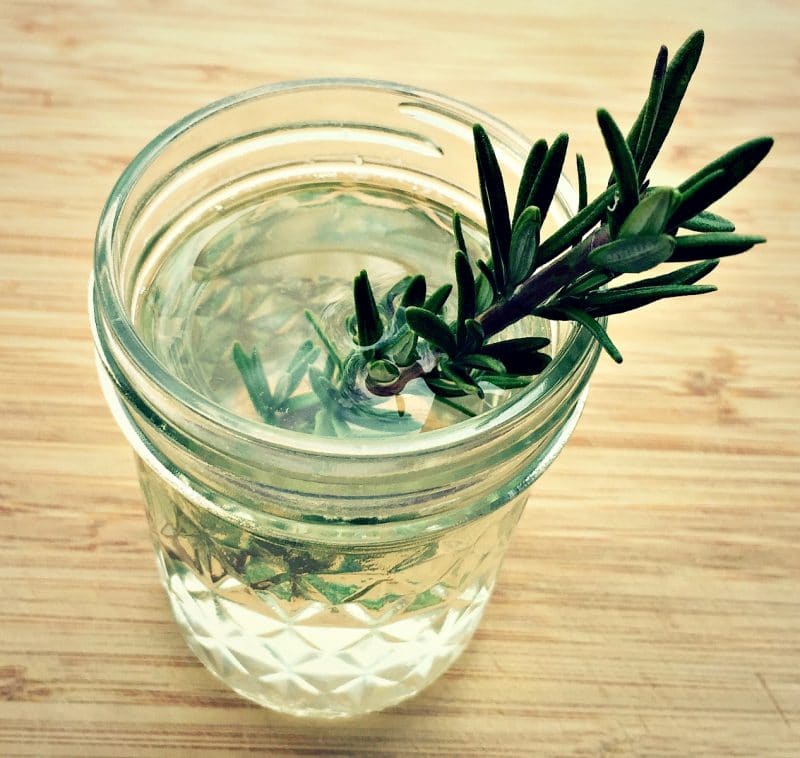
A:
1 1 798 755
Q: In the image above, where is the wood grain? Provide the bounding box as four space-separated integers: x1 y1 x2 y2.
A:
1 1 798 755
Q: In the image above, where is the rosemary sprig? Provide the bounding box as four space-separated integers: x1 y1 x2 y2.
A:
233 30 772 432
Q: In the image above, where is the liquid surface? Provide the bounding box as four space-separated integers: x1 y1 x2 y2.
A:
135 184 545 436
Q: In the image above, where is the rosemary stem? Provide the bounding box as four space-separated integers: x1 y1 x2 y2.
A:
366 362 425 397
367 225 611 397
478 225 611 335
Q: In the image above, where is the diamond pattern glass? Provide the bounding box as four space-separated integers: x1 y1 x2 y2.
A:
140 459 526 717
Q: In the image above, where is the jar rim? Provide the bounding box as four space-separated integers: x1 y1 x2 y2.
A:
92 77 600 461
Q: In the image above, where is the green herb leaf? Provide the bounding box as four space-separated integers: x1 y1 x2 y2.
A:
323 353 337 379
314 359 420 433
453 212 468 254
538 186 616 264
307 366 340 410
390 331 418 367
508 206 541 289
463 319 485 354
425 376 470 398
668 169 723 228
405 306 458 356
367 358 400 385
232 342 274 423
670 233 765 262
313 408 336 437
483 336 549 353
514 138 548 223
476 259 499 301
275 342 319 405
581 283 716 316
536 306 623 363
480 337 551 375
400 274 427 308
671 136 774 225
382 275 413 310
474 269 494 312
524 133 569 222
619 187 680 237
457 353 507 374
473 123 512 294
423 283 452 314
305 310 343 378
613 258 719 290
632 45 668 170
597 108 639 221
455 250 476 347
440 361 484 397
680 210 735 233
635 30 705 179
339 353 367 395
480 373 533 389
588 234 675 273
285 339 314 374
353 269 383 347
576 153 588 211
561 270 615 298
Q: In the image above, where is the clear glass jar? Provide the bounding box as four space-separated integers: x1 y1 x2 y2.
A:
90 80 601 718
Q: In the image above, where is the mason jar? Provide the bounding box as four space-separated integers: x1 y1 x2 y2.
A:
90 79 601 718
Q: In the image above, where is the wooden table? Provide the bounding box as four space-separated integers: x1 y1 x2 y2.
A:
2 1 798 755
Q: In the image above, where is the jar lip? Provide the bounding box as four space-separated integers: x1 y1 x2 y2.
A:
93 77 599 460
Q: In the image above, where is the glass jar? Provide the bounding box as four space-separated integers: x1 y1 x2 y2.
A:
90 80 601 718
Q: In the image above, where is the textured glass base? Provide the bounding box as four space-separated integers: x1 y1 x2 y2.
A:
141 460 525 718
157 550 491 718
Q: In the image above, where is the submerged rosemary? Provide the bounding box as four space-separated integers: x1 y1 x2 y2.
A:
233 30 772 435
